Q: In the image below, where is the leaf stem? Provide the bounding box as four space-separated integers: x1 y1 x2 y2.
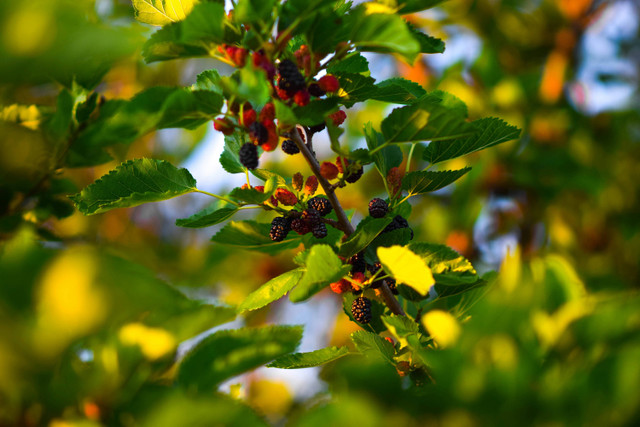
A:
406 143 416 174
193 189 241 207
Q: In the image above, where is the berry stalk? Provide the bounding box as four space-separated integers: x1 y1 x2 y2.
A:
289 126 406 317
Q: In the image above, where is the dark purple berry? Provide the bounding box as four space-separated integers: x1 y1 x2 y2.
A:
307 197 332 216
385 278 398 295
278 59 306 95
345 164 363 183
368 198 388 218
348 252 366 274
383 215 413 239
291 218 311 235
302 208 321 224
239 143 259 169
249 122 269 145
270 216 291 242
311 221 327 239
281 139 300 155
351 297 372 324
308 83 326 97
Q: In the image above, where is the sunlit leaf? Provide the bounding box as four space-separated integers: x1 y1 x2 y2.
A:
289 245 350 302
70 158 196 215
377 245 434 295
267 346 349 369
132 0 198 26
238 269 304 312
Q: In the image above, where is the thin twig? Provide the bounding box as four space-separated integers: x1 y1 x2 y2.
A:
290 126 406 317
290 127 354 236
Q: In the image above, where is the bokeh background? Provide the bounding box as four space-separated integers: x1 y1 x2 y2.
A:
1 0 639 425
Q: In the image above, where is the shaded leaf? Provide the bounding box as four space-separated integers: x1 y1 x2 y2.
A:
348 6 420 62
364 123 402 177
381 96 476 143
176 206 238 228
71 158 196 215
267 346 349 369
339 217 393 258
423 117 521 164
409 242 478 286
177 325 303 389
402 167 471 195
327 53 370 74
211 221 302 254
373 78 427 104
350 330 395 365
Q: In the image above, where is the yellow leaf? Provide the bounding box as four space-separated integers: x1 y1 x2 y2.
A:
132 0 199 26
422 310 461 348
377 245 434 295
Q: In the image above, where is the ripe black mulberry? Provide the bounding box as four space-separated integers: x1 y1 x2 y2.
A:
311 221 327 239
277 59 306 96
281 139 300 155
239 143 259 169
307 197 332 216
269 216 291 242
345 164 363 183
368 198 388 218
351 297 372 324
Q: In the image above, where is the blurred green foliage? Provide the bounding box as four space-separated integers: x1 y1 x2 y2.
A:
0 0 639 426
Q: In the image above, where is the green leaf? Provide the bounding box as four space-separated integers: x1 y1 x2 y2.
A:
175 206 238 228
228 186 271 204
381 314 420 347
327 53 370 74
238 269 304 313
142 2 227 63
381 96 476 143
373 78 427 104
250 168 287 186
70 158 196 215
364 123 402 177
193 69 224 94
75 87 223 149
221 65 272 107
422 117 521 164
348 6 420 62
267 346 349 369
350 330 395 365
289 244 351 303
392 0 447 14
409 242 478 286
177 325 303 389
273 100 297 126
407 23 445 54
339 217 393 258
402 167 471 195
132 0 198 26
220 135 246 174
140 393 268 427
235 0 275 24
211 221 302 254
293 99 340 126
377 245 434 296
335 73 377 107
163 304 237 342
44 90 74 142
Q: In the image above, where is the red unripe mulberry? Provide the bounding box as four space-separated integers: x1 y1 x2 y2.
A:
304 176 318 195
329 110 347 126
259 103 276 122
330 279 352 294
241 109 256 127
318 75 340 92
213 117 234 135
320 161 339 180
275 188 298 206
294 90 310 107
